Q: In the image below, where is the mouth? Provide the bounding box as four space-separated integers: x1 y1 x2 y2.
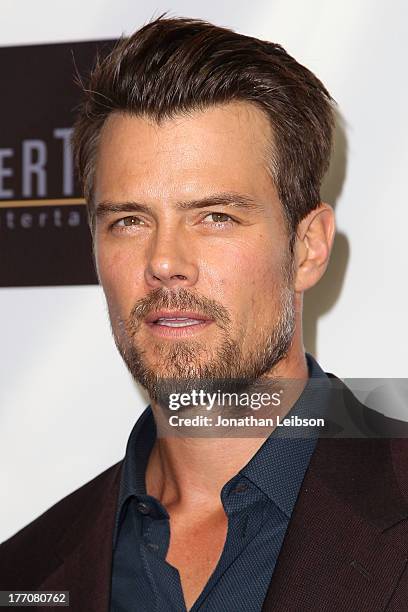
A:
144 310 214 336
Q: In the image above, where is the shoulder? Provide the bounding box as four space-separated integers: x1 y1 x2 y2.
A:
0 461 122 589
324 373 408 438
315 374 408 508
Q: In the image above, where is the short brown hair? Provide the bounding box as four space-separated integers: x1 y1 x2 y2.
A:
72 15 335 244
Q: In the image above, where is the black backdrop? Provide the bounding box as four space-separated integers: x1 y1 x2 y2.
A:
0 39 115 286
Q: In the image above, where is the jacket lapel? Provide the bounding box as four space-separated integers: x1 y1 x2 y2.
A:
262 379 408 611
39 462 122 612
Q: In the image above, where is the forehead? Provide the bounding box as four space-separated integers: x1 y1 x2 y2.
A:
94 101 278 206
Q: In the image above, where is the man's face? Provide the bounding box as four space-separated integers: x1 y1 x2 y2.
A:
93 102 296 400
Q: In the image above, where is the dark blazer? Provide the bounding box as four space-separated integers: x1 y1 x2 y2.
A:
1 376 408 611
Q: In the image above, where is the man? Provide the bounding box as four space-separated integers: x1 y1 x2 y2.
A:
1 15 408 612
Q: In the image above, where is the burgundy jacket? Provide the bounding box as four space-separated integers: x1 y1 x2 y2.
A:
1 376 408 611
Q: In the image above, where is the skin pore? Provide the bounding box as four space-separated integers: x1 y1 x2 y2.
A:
93 101 335 609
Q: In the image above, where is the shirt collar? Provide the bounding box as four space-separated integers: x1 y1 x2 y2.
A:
115 352 331 538
240 353 331 517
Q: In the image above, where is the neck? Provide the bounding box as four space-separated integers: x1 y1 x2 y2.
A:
145 348 309 512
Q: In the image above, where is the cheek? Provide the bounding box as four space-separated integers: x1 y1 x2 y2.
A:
220 237 283 294
95 243 144 315
203 236 283 325
248 258 288 335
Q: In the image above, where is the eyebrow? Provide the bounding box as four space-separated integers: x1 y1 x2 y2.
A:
95 192 264 219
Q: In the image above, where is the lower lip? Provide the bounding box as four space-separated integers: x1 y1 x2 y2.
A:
145 320 214 338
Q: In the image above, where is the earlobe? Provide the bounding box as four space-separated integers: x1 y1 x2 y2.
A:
294 203 336 292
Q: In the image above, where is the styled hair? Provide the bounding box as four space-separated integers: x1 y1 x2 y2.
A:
72 15 335 244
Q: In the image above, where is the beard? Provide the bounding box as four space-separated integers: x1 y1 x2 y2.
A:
108 257 296 408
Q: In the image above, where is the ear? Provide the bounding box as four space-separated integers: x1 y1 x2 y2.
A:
294 203 336 292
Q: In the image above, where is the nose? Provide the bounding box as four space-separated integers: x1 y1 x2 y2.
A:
144 225 199 289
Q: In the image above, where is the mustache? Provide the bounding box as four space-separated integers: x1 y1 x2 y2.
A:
126 287 231 331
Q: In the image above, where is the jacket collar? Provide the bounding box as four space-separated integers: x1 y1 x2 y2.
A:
38 462 122 612
261 376 408 611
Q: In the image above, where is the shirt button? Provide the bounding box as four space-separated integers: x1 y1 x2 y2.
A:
136 501 151 515
234 483 249 493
